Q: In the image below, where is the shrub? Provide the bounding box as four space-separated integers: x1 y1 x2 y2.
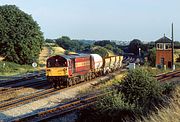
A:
77 91 137 122
116 68 163 113
77 68 175 121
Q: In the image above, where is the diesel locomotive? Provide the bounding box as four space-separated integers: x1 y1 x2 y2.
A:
46 54 123 88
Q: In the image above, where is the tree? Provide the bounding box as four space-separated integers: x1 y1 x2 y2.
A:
45 39 55 43
55 36 87 52
105 44 113 51
148 47 156 66
128 39 143 55
55 36 71 50
91 46 109 58
113 47 123 55
174 41 180 48
0 5 44 64
94 40 123 55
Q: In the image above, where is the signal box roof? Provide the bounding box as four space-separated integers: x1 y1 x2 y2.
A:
155 36 172 43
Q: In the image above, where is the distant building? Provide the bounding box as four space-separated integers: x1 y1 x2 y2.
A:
155 35 173 68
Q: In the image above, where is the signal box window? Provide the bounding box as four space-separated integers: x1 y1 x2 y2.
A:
156 43 164 50
165 43 171 50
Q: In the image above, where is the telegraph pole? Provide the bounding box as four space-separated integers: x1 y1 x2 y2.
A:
171 23 174 70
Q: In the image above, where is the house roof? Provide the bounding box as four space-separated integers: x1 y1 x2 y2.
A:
155 36 172 43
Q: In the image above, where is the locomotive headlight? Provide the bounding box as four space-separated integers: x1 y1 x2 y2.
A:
47 69 51 72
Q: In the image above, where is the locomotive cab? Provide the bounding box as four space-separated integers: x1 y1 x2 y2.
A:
46 55 70 88
46 56 69 77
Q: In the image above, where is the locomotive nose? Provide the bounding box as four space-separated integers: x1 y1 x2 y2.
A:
47 69 51 72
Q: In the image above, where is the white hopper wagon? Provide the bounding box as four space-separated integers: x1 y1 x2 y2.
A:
90 54 103 73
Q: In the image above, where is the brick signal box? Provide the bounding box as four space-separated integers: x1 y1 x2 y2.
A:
155 36 173 68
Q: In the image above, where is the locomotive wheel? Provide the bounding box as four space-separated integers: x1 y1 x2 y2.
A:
88 73 91 81
72 79 76 85
100 71 103 76
92 73 96 79
75 78 78 84
85 75 89 81
52 82 57 89
85 76 88 81
68 79 73 87
57 81 61 88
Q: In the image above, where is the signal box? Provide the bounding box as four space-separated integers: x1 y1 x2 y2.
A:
155 36 173 68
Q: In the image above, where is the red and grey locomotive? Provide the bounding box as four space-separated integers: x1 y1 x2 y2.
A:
46 54 123 88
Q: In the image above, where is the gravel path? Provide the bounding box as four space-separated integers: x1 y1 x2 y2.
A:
0 76 108 121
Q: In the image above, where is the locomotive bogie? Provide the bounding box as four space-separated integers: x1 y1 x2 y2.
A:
47 76 68 88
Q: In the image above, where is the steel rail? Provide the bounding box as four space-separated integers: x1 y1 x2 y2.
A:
12 92 108 122
0 80 48 95
157 70 180 82
0 73 45 87
156 70 180 80
0 70 122 111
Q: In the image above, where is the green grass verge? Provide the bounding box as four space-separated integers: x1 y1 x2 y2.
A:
0 61 35 76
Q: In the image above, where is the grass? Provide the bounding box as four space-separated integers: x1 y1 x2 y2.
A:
139 66 172 76
0 61 35 76
142 84 180 122
174 49 180 69
0 56 4 61
78 72 126 97
108 50 115 56
175 62 180 69
52 47 65 55
38 46 51 66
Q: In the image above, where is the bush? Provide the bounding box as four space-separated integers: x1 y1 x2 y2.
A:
77 68 175 121
116 68 163 113
77 91 137 122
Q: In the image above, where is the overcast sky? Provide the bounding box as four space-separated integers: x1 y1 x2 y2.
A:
0 0 179 42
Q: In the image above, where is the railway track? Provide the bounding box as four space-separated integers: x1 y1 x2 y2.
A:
1 69 180 121
0 88 56 111
0 69 122 111
156 70 180 82
0 80 48 95
12 92 107 122
11 70 180 122
0 73 45 87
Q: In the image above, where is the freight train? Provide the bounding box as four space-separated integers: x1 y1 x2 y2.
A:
46 54 123 88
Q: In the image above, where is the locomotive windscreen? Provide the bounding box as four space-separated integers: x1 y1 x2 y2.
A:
47 56 67 68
